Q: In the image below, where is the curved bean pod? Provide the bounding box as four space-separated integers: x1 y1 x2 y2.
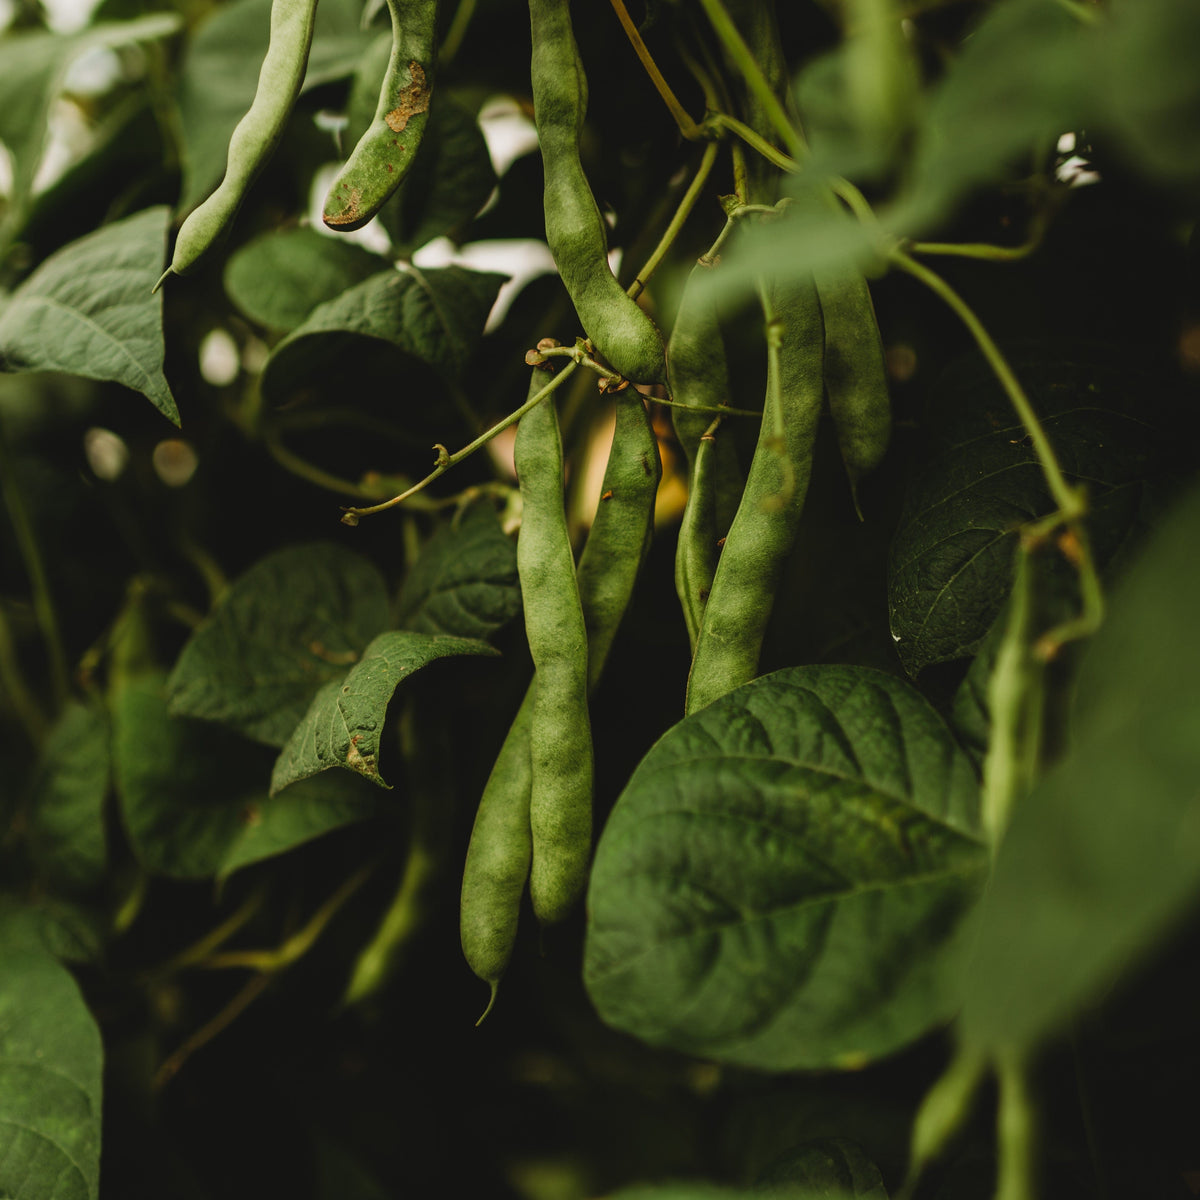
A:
459 684 535 1022
322 0 439 231
685 276 825 715
668 260 745 649
816 268 891 514
529 0 665 383
154 0 319 290
460 379 660 1007
513 375 593 927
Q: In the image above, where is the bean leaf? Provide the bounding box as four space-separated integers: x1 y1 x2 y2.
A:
0 911 103 1200
168 544 390 748
395 499 520 639
270 631 498 792
585 665 984 1070
224 227 384 332
0 207 178 424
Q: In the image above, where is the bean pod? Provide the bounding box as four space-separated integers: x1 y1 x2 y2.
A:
816 268 891 514
685 276 825 715
668 260 745 649
322 0 439 231
154 0 319 290
460 375 660 1008
529 0 665 383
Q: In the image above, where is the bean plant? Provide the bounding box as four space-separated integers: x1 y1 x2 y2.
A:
1 0 1198 1197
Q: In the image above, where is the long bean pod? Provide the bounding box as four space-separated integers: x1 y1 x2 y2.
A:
460 377 660 1010
668 259 745 649
685 275 824 715
530 0 666 383
154 0 319 290
322 0 439 230
513 376 593 927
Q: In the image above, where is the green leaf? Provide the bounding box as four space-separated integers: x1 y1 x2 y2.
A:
1097 0 1200 188
224 227 384 332
0 911 103 1200
395 499 520 638
0 14 181 241
176 0 373 212
27 701 109 891
962 480 1200 1053
897 0 1091 229
259 265 506 402
887 347 1168 675
584 665 985 1071
757 1138 888 1198
377 94 499 256
612 1184 878 1200
114 673 381 879
270 631 498 792
167 543 390 748
0 206 178 424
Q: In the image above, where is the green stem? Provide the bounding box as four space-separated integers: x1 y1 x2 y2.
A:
630 140 720 300
438 0 476 65
655 395 761 419
1051 0 1101 24
0 603 47 745
695 0 806 158
340 362 578 522
609 0 703 139
890 249 1082 520
0 419 69 706
707 111 799 173
200 866 373 972
995 1051 1037 1200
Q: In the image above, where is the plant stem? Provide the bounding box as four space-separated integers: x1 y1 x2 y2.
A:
200 866 372 972
609 0 703 139
629 140 720 300
706 112 800 173
0 419 69 707
995 1051 1037 1200
340 363 579 522
694 0 805 158
889 249 1082 521
438 0 476 65
0 604 47 745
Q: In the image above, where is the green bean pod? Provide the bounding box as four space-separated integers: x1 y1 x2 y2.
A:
460 380 659 1006
513 375 594 926
668 260 745 649
322 0 438 231
154 0 319 290
816 268 891 515
576 387 662 690
460 684 535 1021
529 0 666 384
685 277 825 715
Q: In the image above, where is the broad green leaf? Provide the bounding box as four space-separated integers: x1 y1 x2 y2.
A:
1098 0 1200 188
167 543 390 748
395 499 520 639
270 631 498 792
224 227 383 332
177 0 373 211
378 94 499 255
896 0 1092 230
0 14 180 241
260 265 506 402
0 895 105 964
757 1138 888 1198
584 665 985 1071
0 206 178 424
0 912 102 1200
887 348 1168 675
962 480 1200 1053
114 673 381 879
27 701 109 891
